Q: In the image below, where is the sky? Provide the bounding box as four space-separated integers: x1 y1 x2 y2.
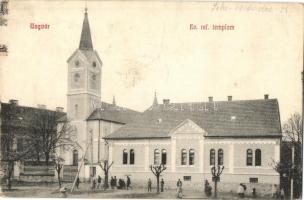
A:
0 1 303 122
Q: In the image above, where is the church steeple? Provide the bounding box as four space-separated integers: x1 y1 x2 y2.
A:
79 7 93 50
153 91 158 106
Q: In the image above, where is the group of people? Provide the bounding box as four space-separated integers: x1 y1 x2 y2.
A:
147 178 165 192
74 175 132 191
114 176 131 190
74 176 284 199
90 175 103 190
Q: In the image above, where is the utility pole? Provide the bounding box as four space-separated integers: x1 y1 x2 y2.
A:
71 144 90 192
90 129 93 177
291 145 294 200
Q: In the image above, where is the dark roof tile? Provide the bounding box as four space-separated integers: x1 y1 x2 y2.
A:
105 99 282 139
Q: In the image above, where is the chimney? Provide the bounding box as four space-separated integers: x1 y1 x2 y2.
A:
37 104 46 109
163 99 170 105
208 96 213 102
56 107 64 112
264 94 269 100
228 96 232 101
9 99 18 106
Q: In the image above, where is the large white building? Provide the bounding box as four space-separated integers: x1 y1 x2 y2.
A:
59 9 282 194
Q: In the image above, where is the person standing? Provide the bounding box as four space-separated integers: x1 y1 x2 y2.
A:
237 183 245 198
75 177 80 189
280 188 285 200
148 178 152 192
114 176 117 189
126 176 131 190
271 184 278 198
160 178 164 192
177 179 183 198
97 175 102 189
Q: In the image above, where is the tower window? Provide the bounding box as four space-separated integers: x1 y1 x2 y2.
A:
74 73 80 82
74 104 78 117
75 60 80 66
92 61 96 67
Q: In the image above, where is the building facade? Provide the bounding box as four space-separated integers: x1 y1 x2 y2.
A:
60 9 282 194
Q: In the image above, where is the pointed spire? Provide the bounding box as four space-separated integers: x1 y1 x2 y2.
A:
153 91 158 106
79 7 93 50
112 96 116 106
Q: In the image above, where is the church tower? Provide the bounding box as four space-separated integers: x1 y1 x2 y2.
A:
65 8 102 166
67 8 102 121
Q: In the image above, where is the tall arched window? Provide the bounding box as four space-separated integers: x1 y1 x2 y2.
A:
130 149 135 165
255 149 261 166
246 149 253 166
189 149 195 165
123 149 128 164
181 149 187 165
218 149 224 165
210 149 215 165
154 149 160 165
161 149 167 165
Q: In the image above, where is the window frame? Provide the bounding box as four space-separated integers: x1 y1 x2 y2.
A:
255 149 261 166
154 149 160 165
218 149 224 166
161 149 167 165
246 149 253 166
123 149 128 165
189 149 195 165
130 149 135 165
210 149 215 165
181 149 187 165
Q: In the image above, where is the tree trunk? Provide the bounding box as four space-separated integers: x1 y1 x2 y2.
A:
104 169 109 189
45 153 49 166
37 152 40 163
214 180 218 198
57 167 62 189
7 161 14 190
156 175 160 193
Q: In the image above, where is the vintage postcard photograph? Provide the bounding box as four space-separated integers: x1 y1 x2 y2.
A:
0 0 303 199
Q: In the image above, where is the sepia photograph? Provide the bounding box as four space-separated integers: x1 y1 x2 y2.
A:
0 1 303 199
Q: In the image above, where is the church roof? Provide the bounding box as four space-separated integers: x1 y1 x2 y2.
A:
105 99 282 139
79 9 93 50
86 102 141 124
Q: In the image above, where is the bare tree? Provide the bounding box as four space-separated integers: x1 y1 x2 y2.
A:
211 165 224 198
53 155 64 189
283 112 302 145
150 164 166 193
272 113 302 198
99 160 114 189
29 110 76 165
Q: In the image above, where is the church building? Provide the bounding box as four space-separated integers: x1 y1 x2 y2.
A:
60 9 282 193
